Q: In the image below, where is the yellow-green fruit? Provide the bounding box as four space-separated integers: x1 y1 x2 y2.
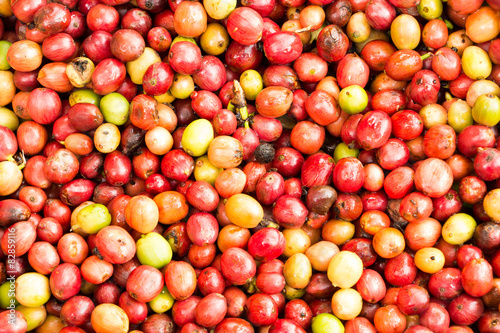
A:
136 233 173 269
16 305 46 331
240 69 263 101
0 281 18 309
334 143 359 162
155 90 176 104
462 46 492 80
447 99 473 133
182 119 214 156
466 80 500 107
15 273 51 307
194 155 223 185
100 92 130 126
149 287 175 313
75 203 111 234
472 94 500 127
0 107 19 130
417 0 443 20
0 41 12 70
204 0 236 19
312 313 345 333
170 74 195 99
126 47 161 84
339 85 368 114
170 36 197 49
69 89 101 106
442 213 477 245
284 285 306 300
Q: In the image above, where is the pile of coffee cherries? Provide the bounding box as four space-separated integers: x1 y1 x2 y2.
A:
0 0 500 331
